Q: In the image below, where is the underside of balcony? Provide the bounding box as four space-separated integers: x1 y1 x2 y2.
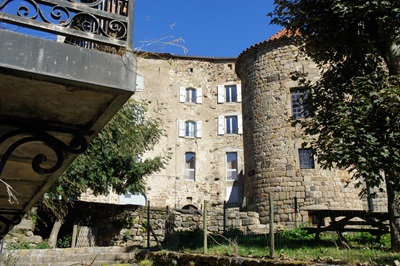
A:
0 29 135 237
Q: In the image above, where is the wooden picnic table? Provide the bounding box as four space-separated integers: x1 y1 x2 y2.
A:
303 209 390 242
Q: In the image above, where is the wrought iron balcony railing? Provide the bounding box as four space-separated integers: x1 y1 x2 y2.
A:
0 0 134 51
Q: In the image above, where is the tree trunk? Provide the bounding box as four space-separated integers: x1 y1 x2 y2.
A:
48 219 63 248
386 177 400 251
388 41 400 76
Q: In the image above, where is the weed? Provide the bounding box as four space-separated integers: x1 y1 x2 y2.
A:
138 259 153 266
5 242 32 250
57 234 72 248
35 241 50 249
123 230 131 241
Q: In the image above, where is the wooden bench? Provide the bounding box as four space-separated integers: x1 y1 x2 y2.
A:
302 209 390 242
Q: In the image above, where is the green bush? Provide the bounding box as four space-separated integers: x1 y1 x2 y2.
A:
280 226 314 241
6 242 32 250
35 241 50 249
57 234 72 248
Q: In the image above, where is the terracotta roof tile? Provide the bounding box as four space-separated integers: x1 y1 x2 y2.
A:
267 28 301 41
235 28 303 77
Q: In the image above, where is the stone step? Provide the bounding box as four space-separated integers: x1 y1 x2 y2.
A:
1 247 137 266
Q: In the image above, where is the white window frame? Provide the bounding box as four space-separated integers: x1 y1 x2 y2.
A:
178 119 202 138
225 116 237 134
180 87 202 104
218 115 243 135
186 88 196 103
217 84 242 103
185 121 196 137
226 152 238 181
185 152 196 181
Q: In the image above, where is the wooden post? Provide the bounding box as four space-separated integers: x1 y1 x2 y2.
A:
71 224 78 248
294 195 298 228
223 200 226 234
203 200 208 254
269 192 274 258
147 200 150 248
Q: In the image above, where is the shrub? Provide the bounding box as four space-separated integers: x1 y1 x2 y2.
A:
57 234 72 248
35 241 50 249
5 242 32 250
280 226 314 241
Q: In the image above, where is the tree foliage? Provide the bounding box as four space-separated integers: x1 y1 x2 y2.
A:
42 100 170 220
271 0 400 250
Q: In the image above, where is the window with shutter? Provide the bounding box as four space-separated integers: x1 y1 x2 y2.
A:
238 115 243 134
185 121 196 137
237 84 242 103
196 121 202 138
179 87 186 103
218 115 242 135
196 88 202 103
225 116 238 134
217 85 225 103
186 88 196 103
218 115 225 135
218 84 241 103
178 119 185 137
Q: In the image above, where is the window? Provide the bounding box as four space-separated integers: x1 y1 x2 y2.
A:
179 87 202 103
226 152 238 180
291 90 311 118
225 85 237 102
185 121 196 137
119 192 146 206
218 115 243 135
226 116 237 134
217 84 242 103
178 120 202 138
186 88 196 103
299 149 315 169
136 75 144 92
185 152 195 181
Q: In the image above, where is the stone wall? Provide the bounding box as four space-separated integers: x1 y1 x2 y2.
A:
71 201 269 248
113 205 269 247
80 54 245 210
133 55 244 209
236 36 388 224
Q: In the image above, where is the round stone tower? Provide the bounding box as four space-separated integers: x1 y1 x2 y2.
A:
235 30 375 225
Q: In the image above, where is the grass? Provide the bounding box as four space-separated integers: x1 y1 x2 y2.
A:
161 227 400 265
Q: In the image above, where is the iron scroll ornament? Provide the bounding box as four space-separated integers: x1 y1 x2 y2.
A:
0 127 89 238
0 128 88 175
0 0 128 39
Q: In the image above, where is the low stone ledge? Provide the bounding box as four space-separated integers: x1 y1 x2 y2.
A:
145 250 310 266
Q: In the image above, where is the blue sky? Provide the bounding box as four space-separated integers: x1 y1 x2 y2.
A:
134 1 283 57
1 0 282 57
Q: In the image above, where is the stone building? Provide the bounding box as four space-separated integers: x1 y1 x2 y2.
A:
130 54 245 209
81 30 387 227
235 30 387 224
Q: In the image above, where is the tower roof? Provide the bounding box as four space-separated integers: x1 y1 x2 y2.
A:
235 28 303 78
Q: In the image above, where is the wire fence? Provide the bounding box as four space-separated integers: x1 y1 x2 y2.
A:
150 196 392 263
68 197 393 263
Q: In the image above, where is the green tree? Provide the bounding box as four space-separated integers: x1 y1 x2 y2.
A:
42 100 169 247
271 0 400 250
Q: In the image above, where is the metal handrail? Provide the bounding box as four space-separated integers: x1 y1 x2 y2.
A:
0 0 134 50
